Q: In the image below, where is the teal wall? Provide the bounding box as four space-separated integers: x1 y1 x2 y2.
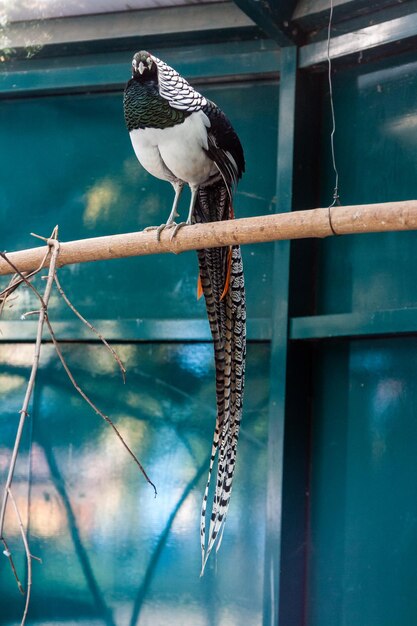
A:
317 51 417 315
309 339 417 626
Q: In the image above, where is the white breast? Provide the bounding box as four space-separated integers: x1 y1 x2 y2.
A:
129 111 217 187
130 127 176 183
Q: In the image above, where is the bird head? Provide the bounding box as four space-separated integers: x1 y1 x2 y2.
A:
131 51 157 80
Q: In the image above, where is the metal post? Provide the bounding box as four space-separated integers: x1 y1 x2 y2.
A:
263 44 298 626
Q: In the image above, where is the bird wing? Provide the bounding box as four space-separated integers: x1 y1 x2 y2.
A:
151 54 245 193
202 101 245 196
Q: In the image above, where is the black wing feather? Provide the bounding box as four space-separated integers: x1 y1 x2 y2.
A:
203 101 245 192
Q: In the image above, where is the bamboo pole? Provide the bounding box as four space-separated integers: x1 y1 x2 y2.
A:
1 200 417 277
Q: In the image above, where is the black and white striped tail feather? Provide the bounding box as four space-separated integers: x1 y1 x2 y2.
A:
197 248 225 571
198 249 232 573
201 246 246 573
195 183 246 575
205 247 246 563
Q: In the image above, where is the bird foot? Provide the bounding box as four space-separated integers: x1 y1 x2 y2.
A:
143 220 190 242
170 221 190 240
144 223 176 242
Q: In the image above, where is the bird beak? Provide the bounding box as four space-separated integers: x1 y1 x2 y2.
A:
138 61 145 75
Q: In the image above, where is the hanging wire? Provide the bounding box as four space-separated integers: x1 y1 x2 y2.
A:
327 0 341 234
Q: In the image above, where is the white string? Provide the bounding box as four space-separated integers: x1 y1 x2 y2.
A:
327 0 341 232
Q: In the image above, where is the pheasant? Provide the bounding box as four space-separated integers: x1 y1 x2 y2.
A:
123 51 246 573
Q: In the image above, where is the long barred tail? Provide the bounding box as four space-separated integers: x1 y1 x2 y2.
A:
195 182 246 575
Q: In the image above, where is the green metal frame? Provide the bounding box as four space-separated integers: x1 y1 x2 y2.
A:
291 308 417 340
0 318 271 342
293 0 407 29
232 0 299 44
0 40 280 97
263 46 298 626
299 10 417 67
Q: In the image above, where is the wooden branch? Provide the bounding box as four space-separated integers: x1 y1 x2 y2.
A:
1 200 417 276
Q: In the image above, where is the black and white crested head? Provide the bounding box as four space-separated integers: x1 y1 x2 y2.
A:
130 50 207 112
131 50 157 81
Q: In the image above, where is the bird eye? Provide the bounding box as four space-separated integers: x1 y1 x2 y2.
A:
146 57 152 65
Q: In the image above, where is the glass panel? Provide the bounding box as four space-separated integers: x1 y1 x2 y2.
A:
0 342 269 625
308 338 417 626
317 51 417 314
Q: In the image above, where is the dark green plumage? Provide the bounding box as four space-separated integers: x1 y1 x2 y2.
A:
123 79 191 131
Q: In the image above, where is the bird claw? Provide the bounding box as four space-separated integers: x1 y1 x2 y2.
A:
157 223 177 241
144 223 175 242
144 220 190 242
170 221 189 240
143 225 160 235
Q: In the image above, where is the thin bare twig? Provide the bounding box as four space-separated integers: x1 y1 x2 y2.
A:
53 273 126 383
1 226 156 624
0 228 59 626
0 274 21 315
0 230 59 538
1 273 29 306
1 537 24 594
44 316 157 496
0 238 54 310
0 241 156 496
7 488 32 626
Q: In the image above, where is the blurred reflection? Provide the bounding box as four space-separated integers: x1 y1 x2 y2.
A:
350 347 391 373
385 111 417 143
30 485 66 539
371 377 403 460
0 344 42 367
351 346 405 460
84 179 120 229
357 60 417 89
0 374 25 393
1 343 268 626
173 344 214 379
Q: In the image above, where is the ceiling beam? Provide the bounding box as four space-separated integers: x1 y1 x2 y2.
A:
293 0 407 29
299 10 417 67
232 0 301 45
0 2 255 51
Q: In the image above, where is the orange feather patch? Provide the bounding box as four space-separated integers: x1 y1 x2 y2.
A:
220 247 233 301
197 274 204 300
